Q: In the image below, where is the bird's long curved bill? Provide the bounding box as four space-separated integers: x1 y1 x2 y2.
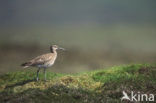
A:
59 47 65 50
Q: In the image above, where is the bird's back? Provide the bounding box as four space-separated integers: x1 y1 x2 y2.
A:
21 52 57 68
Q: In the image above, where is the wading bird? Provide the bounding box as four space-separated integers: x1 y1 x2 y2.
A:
21 45 65 81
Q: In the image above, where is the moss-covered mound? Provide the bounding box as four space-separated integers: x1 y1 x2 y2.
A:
0 64 156 103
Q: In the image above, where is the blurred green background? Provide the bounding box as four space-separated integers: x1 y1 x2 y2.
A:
0 0 156 74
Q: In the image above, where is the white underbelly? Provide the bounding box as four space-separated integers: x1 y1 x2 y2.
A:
45 60 55 67
37 60 55 68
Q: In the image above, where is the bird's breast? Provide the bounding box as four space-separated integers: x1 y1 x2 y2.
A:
45 54 57 67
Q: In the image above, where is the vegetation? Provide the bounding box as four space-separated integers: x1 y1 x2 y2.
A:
0 64 156 103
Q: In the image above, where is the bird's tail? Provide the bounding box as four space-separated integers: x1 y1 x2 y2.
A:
21 62 32 68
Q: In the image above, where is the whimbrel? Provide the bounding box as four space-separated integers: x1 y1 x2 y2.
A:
21 45 65 81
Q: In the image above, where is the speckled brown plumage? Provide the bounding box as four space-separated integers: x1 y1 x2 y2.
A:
21 45 65 81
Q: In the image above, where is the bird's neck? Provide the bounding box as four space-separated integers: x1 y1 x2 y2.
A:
50 48 57 54
53 50 57 54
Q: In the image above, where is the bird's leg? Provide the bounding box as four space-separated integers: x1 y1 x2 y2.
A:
44 68 47 81
36 68 40 81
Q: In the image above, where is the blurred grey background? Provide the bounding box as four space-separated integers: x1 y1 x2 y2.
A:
0 0 156 74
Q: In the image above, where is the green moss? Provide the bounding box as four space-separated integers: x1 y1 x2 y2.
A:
0 64 156 103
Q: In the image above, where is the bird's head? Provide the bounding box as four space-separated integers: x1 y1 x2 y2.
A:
50 45 65 52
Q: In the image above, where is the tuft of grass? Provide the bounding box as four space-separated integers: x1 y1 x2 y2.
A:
0 64 156 103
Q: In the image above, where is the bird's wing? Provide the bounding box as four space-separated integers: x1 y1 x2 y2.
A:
30 53 53 66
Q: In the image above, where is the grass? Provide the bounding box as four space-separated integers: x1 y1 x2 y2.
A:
0 64 156 103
